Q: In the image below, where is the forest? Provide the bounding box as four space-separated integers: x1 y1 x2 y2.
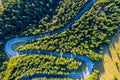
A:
28 69 99 80
17 0 120 60
0 0 120 80
0 0 89 68
0 0 88 69
0 54 82 80
0 0 88 36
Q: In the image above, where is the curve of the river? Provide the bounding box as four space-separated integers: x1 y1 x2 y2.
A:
5 0 95 79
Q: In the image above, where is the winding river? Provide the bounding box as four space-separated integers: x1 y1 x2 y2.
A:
5 0 95 79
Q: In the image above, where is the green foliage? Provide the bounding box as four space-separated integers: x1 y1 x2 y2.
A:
0 0 88 72
32 0 88 35
0 0 88 36
2 54 82 80
24 69 99 80
0 0 59 36
114 75 118 80
21 0 120 60
17 0 120 60
84 69 99 80
0 61 7 80
0 0 120 79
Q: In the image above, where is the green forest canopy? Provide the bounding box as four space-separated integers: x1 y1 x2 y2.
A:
1 54 82 80
0 0 120 80
17 0 120 60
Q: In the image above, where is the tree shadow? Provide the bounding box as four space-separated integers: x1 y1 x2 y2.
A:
94 44 114 79
95 32 120 80
2 0 7 5
94 59 104 76
95 44 116 78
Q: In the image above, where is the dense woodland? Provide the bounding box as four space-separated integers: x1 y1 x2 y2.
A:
0 0 120 80
17 0 120 60
29 69 99 80
0 54 82 80
0 0 89 68
0 0 87 70
0 0 88 36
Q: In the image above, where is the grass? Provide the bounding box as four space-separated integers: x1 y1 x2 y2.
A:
95 33 120 80
99 50 120 80
0 0 3 11
84 69 99 80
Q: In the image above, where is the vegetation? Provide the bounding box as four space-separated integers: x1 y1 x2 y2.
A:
112 38 120 73
0 0 88 36
95 37 120 80
114 75 118 80
1 54 82 80
115 62 120 72
24 0 89 35
17 0 120 60
0 0 120 80
25 69 99 80
0 0 59 36
84 69 99 80
0 0 3 11
0 0 89 67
